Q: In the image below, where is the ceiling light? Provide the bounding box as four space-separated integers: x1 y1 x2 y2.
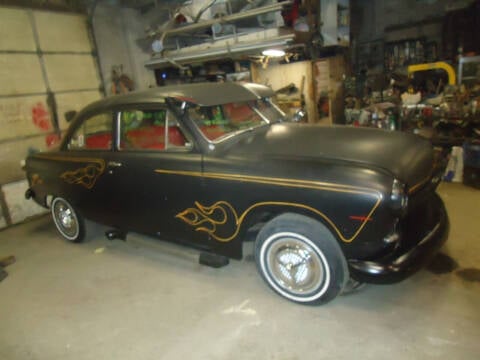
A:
262 49 285 57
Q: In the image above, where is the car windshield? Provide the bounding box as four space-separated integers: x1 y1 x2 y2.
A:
187 98 284 142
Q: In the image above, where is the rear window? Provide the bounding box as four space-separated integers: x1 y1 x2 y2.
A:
118 109 188 151
68 112 113 150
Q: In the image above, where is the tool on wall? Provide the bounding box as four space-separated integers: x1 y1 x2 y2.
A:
111 65 135 95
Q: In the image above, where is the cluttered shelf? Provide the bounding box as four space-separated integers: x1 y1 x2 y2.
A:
343 58 480 188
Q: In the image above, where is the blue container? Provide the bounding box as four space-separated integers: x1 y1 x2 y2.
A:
463 141 480 168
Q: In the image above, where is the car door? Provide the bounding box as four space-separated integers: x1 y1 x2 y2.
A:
62 109 121 227
104 106 209 246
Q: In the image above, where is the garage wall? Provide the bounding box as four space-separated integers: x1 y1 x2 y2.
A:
251 61 317 124
0 6 103 229
355 0 473 43
93 3 156 94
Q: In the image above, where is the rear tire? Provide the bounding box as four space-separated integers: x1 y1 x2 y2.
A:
51 197 86 243
255 213 348 305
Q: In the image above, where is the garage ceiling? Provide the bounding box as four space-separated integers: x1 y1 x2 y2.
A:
0 0 186 13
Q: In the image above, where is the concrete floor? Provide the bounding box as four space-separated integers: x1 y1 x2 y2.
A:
0 183 479 360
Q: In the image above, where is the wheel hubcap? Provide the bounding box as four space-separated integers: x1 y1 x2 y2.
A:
53 200 78 239
59 206 73 228
266 235 326 296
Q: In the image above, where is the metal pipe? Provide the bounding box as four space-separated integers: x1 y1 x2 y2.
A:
407 62 457 86
0 50 94 55
158 1 291 39
0 88 100 99
194 0 219 23
145 34 294 68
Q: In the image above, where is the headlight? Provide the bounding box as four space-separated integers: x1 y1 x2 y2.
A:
391 179 408 211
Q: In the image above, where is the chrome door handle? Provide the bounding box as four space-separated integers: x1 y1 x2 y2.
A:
108 161 122 168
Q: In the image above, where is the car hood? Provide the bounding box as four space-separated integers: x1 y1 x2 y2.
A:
224 124 434 189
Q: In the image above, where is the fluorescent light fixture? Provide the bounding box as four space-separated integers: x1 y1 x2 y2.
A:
262 48 285 57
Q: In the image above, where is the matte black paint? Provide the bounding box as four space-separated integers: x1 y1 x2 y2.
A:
25 82 448 283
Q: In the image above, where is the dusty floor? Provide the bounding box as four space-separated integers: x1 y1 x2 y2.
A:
0 183 479 360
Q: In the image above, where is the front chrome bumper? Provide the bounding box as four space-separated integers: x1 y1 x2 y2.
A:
348 193 449 284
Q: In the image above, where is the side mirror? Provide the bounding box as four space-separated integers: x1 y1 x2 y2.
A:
64 110 77 123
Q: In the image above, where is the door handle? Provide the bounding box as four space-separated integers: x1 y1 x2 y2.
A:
108 161 122 168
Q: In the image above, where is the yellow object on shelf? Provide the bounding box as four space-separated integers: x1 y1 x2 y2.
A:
407 62 456 85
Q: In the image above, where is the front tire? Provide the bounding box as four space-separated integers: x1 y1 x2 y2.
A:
51 197 85 243
255 213 348 305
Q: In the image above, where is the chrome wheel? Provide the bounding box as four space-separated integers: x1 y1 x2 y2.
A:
256 214 348 305
52 198 80 241
260 232 330 302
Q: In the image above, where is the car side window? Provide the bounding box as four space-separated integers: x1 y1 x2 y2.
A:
68 112 113 150
119 109 189 151
188 102 266 141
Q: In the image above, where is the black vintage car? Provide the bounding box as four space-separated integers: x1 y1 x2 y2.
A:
25 82 448 305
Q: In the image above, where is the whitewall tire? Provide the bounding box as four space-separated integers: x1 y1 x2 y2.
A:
255 213 348 305
51 197 85 243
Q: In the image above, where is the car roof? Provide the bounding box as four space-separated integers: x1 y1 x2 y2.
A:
80 82 275 115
